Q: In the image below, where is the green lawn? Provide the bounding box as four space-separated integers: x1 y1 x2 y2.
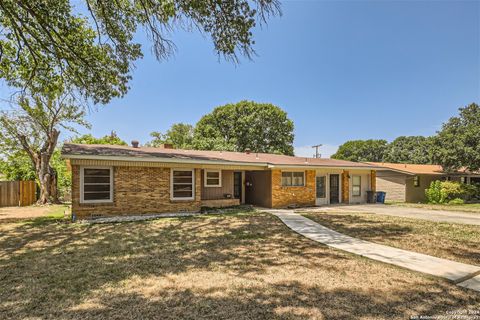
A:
386 201 480 213
0 210 479 319
302 211 480 266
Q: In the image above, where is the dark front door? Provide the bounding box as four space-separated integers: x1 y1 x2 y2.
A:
234 172 242 200
329 174 340 204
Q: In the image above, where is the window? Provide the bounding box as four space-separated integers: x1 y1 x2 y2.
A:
204 170 221 187
352 176 361 197
316 176 326 198
281 171 305 187
171 169 195 200
81 167 113 203
413 175 420 187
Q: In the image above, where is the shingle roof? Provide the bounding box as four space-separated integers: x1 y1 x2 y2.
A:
366 162 478 175
62 143 377 169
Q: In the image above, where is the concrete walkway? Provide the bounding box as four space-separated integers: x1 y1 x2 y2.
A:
311 204 480 226
267 209 480 292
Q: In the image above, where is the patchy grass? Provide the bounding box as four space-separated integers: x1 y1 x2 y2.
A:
386 201 480 213
0 211 479 319
0 204 70 224
303 211 480 266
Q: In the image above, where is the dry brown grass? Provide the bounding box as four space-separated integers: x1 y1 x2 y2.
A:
386 202 480 213
0 204 68 222
0 211 479 319
303 211 480 266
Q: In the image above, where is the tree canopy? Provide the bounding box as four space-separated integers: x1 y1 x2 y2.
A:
192 101 294 155
0 0 280 103
432 103 480 172
383 136 433 164
147 123 194 149
70 132 127 145
331 139 388 162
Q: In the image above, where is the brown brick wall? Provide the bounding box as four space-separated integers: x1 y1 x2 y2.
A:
271 169 316 208
72 165 202 219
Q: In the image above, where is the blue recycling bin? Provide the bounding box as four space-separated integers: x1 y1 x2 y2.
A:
376 191 386 204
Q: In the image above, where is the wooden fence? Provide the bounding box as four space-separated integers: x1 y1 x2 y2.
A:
0 181 37 207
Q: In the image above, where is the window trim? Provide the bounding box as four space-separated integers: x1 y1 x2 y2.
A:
413 175 420 187
352 175 361 197
80 166 114 204
281 171 306 187
204 169 222 187
171 168 195 201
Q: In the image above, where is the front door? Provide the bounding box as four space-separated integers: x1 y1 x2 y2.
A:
233 172 242 200
329 174 340 204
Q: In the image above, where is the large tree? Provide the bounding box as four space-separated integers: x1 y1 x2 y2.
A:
383 136 433 164
147 123 194 149
193 101 294 155
0 89 89 203
0 0 280 98
331 139 388 162
432 103 480 172
0 1 279 203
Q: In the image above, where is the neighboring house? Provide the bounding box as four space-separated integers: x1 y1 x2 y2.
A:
366 162 480 203
62 143 379 219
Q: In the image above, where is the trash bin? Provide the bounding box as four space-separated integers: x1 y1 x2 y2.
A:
366 191 376 203
376 191 386 204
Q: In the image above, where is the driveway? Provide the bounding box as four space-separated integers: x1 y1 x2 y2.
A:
309 204 480 226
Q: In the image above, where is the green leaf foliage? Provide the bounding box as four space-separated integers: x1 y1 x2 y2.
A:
331 140 388 162
147 123 194 149
70 132 127 145
432 103 480 172
192 101 295 155
425 180 479 204
384 136 434 164
0 0 280 103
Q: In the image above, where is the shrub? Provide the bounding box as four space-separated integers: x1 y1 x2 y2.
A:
425 181 445 204
425 180 477 204
448 198 464 205
460 183 480 201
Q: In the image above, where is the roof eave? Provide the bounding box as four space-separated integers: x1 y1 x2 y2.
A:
62 154 380 170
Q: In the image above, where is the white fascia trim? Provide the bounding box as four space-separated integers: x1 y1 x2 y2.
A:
64 154 268 167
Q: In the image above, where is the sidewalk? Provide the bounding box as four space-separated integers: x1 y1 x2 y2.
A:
266 209 480 292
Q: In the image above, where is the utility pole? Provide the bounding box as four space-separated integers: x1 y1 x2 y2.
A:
312 144 322 158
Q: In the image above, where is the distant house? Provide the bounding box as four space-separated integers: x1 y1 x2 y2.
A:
62 143 380 219
366 162 480 203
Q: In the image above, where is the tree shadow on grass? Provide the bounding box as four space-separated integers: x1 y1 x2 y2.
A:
28 281 480 320
0 212 478 319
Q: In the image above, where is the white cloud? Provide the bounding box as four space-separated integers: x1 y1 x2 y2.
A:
294 144 338 159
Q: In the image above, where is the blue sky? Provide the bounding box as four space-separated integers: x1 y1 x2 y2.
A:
4 1 480 157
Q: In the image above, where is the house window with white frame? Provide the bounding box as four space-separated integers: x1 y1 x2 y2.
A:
352 175 361 197
171 169 195 200
281 171 305 187
204 170 222 187
81 167 113 203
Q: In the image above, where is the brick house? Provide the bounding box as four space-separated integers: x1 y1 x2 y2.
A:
367 162 480 203
62 143 379 219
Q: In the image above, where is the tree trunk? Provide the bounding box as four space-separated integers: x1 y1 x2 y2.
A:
36 162 60 204
36 153 51 204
